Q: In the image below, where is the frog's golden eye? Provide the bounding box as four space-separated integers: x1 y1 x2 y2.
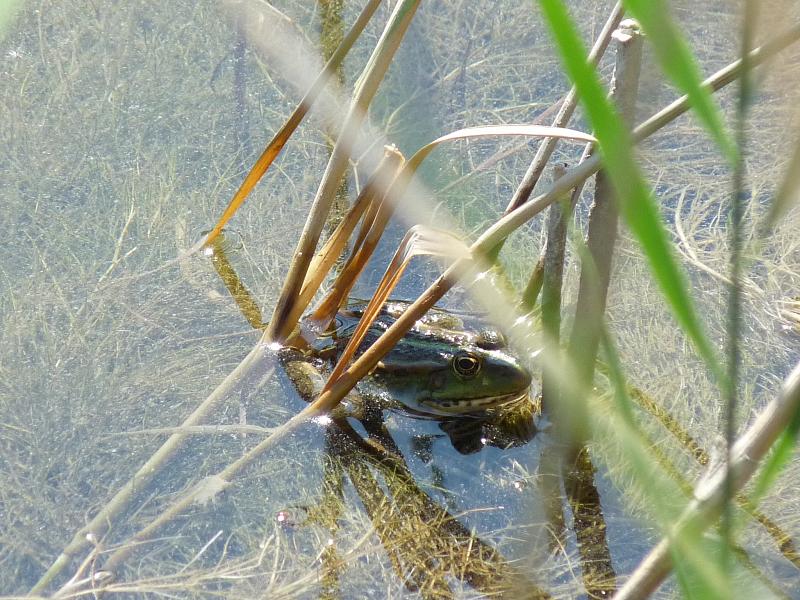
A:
453 352 481 378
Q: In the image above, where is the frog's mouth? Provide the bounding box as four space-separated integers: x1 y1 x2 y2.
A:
420 391 529 415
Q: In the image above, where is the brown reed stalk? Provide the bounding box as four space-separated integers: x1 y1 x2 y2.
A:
28 1 386 592
539 163 569 414
307 21 800 428
292 146 405 328
266 0 422 343
504 1 625 215
204 0 383 247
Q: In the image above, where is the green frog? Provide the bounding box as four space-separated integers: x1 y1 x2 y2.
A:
205 234 531 418
302 300 532 416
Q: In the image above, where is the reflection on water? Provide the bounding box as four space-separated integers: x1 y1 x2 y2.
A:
2 0 800 597
306 415 546 597
279 341 617 597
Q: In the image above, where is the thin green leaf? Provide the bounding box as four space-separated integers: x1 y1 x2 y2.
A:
595 331 689 522
599 328 637 425
670 526 733 599
623 0 738 164
750 403 800 505
536 0 725 383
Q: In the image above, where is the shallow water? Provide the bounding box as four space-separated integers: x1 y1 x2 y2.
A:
1 0 799 597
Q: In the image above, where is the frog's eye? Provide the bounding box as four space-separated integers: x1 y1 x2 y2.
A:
453 352 481 378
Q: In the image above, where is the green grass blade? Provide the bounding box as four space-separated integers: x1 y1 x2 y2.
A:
750 403 800 505
623 0 738 164
599 328 637 426
536 0 725 383
670 528 732 599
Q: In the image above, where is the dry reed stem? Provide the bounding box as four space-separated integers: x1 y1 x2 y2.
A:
302 20 800 423
477 0 621 286
434 98 565 197
306 186 397 325
618 378 800 570
204 0 383 246
504 1 625 214
322 226 470 390
540 164 569 412
32 343 274 594
294 146 405 322
266 0 422 343
561 20 643 435
81 0 384 290
614 359 800 599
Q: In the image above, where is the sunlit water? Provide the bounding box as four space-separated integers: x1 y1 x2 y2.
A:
1 0 799 597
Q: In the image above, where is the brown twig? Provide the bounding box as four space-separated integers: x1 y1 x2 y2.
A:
563 20 643 439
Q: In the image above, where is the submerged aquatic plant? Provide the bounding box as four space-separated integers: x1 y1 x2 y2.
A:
1 1 799 598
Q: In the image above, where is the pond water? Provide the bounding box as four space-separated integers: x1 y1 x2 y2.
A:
1 0 799 597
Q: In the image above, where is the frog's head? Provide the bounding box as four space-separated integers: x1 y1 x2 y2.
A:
373 328 532 415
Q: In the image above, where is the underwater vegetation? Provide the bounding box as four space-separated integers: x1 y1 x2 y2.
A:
1 0 799 598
